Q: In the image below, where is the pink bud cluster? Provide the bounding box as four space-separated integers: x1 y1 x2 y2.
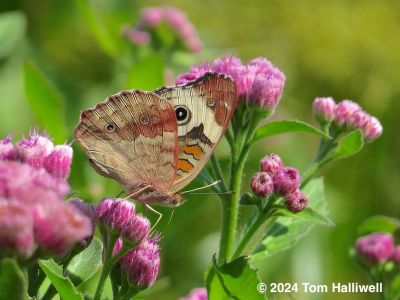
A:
179 288 208 300
122 6 202 53
96 198 156 289
355 232 400 265
0 132 92 258
312 97 383 141
250 154 308 212
176 56 286 112
113 236 160 290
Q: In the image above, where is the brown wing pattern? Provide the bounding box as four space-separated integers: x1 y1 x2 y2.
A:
154 73 237 192
74 90 179 192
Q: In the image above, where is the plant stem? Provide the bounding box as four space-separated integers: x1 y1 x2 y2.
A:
94 234 119 300
119 287 140 300
210 154 227 192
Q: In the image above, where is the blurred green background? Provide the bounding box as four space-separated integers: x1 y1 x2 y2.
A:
0 0 399 299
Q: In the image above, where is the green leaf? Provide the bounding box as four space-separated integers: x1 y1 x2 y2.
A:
0 258 28 300
23 61 67 143
250 178 328 261
206 256 265 300
65 237 103 286
357 215 400 237
327 130 364 161
127 53 165 90
74 0 118 57
38 259 83 300
0 11 26 60
252 120 330 143
274 206 335 227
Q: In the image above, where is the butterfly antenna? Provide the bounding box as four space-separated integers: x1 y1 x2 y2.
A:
181 180 221 195
184 191 235 195
143 204 163 232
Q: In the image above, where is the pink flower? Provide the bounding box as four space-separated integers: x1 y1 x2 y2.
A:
356 232 394 264
334 100 361 126
34 201 93 256
0 200 35 258
140 7 163 27
260 153 283 174
43 145 73 179
179 288 208 300
0 136 17 160
121 214 151 244
16 133 54 168
113 238 123 256
284 190 308 212
362 116 383 141
313 97 336 124
176 56 285 111
0 131 92 259
121 237 160 289
251 172 273 198
273 167 301 196
125 6 202 53
176 63 212 85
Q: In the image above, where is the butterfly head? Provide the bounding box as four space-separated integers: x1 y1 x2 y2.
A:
165 193 185 207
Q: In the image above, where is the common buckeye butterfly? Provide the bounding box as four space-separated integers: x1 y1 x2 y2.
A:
74 73 237 206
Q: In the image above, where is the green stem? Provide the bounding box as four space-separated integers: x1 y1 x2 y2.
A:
210 154 227 192
94 234 119 300
218 109 265 263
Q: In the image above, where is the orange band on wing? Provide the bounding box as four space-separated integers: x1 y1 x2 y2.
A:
183 145 204 160
177 159 194 173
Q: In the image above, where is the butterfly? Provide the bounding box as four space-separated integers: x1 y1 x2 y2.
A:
74 72 237 207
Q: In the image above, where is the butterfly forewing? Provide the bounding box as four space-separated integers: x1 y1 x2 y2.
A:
154 73 237 193
74 90 179 192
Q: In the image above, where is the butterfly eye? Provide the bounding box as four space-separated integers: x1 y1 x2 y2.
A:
207 99 216 107
105 123 116 132
175 105 191 125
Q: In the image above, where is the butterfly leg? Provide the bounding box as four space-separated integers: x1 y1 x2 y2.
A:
143 204 163 232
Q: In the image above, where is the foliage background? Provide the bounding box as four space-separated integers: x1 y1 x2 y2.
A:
0 0 399 299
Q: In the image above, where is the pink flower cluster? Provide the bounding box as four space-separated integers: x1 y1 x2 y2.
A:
356 232 400 265
251 154 308 212
0 132 93 258
176 56 286 111
179 288 207 300
122 6 202 53
96 198 156 289
312 97 383 141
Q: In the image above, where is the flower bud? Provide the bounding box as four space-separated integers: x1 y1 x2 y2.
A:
140 7 163 27
284 190 308 212
346 110 370 130
356 232 394 264
251 172 273 198
0 137 17 160
334 100 361 126
313 97 336 124
121 237 160 289
121 214 151 245
179 288 208 300
273 167 301 196
113 238 123 256
260 153 283 174
391 246 400 265
95 198 136 233
16 133 54 168
0 200 35 258
43 145 73 179
69 199 96 246
362 116 383 141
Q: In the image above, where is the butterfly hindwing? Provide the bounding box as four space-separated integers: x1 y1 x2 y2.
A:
74 90 179 193
154 73 237 192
